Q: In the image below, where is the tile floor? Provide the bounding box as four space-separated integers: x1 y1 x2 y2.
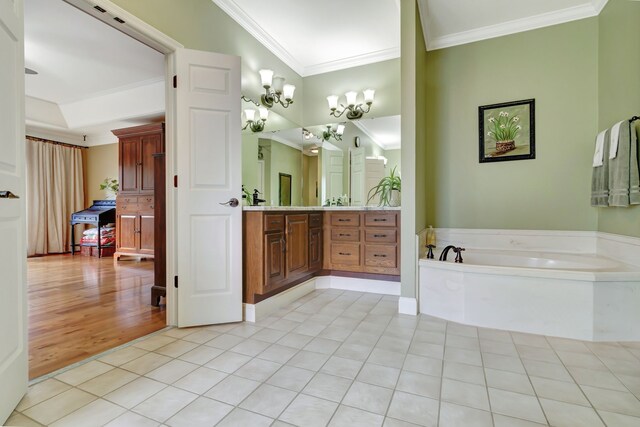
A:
7 289 640 427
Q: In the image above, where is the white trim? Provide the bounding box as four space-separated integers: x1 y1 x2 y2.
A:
261 133 302 151
243 279 316 322
422 1 609 51
315 276 400 296
25 124 86 146
211 0 304 75
398 297 418 315
302 47 401 77
211 0 399 77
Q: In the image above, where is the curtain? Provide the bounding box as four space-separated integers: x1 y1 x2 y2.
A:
26 138 85 256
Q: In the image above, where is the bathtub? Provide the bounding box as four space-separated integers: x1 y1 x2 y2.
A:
419 248 640 341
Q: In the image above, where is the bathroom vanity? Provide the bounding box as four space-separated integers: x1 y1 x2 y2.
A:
243 207 400 304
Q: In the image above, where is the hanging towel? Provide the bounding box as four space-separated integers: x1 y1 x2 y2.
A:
593 130 607 167
609 121 625 159
608 121 640 206
591 129 611 207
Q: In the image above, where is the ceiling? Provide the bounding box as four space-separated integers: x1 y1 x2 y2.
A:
419 0 609 50
24 0 165 145
212 0 401 77
353 115 401 150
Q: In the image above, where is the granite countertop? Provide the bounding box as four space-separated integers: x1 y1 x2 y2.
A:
243 205 401 211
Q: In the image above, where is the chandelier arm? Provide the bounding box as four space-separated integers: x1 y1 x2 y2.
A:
241 95 260 107
330 108 346 119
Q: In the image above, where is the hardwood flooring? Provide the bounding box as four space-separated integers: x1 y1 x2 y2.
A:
28 254 166 379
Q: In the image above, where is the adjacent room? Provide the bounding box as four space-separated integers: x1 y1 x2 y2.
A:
23 0 167 379
2 0 640 426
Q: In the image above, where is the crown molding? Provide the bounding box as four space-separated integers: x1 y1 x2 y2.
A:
211 0 304 75
303 47 401 77
259 133 302 151
423 0 609 52
25 123 87 146
212 0 400 77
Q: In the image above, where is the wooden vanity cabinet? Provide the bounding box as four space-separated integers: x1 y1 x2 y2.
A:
244 211 322 304
324 210 400 276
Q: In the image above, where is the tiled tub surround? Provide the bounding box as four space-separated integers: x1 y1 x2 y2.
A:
419 229 640 342
8 289 640 427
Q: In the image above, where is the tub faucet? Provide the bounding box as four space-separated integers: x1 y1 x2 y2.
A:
454 247 466 263
438 245 457 261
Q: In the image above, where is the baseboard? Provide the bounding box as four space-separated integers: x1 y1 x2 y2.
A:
243 279 316 322
398 297 418 315
314 275 400 295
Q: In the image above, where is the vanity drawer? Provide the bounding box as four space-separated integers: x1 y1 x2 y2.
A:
330 243 360 266
309 213 323 229
331 213 360 227
116 202 139 213
139 195 154 205
364 212 397 227
117 196 139 205
264 214 285 232
364 245 397 268
331 228 360 242
365 229 397 243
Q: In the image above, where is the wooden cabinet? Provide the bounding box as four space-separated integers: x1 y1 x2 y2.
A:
324 210 400 276
112 123 164 260
244 211 322 304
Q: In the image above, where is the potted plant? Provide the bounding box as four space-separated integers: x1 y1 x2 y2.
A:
367 166 401 207
99 178 119 200
487 111 522 154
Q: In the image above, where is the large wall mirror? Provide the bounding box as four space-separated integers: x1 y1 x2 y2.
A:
242 111 401 207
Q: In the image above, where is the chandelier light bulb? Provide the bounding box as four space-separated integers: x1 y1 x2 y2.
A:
259 69 274 88
345 91 358 107
272 76 285 93
336 124 345 135
283 84 296 101
258 106 269 121
244 109 256 122
327 95 339 110
363 89 375 104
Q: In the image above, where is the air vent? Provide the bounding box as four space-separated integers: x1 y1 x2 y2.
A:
93 5 106 13
113 17 125 24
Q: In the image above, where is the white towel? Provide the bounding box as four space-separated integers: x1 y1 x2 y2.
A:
609 121 625 159
593 130 607 167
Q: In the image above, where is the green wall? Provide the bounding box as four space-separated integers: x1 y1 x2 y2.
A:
596 0 640 237
424 18 599 231
385 149 402 175
270 141 302 206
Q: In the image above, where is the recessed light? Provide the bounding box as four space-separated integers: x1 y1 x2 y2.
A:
25 67 38 75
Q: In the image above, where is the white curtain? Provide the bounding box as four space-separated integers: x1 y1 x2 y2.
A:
26 138 85 256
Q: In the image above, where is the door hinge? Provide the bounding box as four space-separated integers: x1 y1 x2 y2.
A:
174 175 178 188
173 75 177 88
174 276 178 288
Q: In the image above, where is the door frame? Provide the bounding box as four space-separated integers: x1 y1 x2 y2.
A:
65 0 184 325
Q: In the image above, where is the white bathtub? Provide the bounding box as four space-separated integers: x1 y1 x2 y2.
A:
419 249 640 341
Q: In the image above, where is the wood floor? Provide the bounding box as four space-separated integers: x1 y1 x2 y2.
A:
28 254 166 379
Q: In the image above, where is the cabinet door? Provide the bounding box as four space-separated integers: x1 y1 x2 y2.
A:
139 214 155 255
140 134 161 193
117 214 138 252
308 228 322 273
264 232 285 290
120 137 140 193
286 214 309 277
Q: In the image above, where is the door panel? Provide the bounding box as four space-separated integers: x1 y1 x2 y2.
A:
140 134 159 193
0 0 27 422
117 214 138 252
286 214 308 277
119 137 139 193
139 214 155 254
264 232 285 290
350 148 365 206
308 228 322 272
176 48 242 327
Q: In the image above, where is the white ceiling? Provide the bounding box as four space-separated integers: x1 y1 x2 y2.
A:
419 0 609 50
24 0 165 145
353 115 401 150
212 0 401 77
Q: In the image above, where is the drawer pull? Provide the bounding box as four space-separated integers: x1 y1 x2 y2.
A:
373 218 387 222
373 234 387 238
270 221 280 224
374 254 387 258
339 233 351 237
338 219 351 222
338 252 351 256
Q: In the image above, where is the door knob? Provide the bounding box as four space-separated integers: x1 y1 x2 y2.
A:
219 198 239 208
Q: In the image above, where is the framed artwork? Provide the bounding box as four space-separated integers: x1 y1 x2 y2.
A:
479 99 535 163
279 173 292 206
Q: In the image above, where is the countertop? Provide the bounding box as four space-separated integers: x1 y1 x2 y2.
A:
243 206 401 211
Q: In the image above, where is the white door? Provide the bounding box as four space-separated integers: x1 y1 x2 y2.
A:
175 48 242 327
349 147 365 206
0 0 28 423
321 148 344 203
365 158 386 206
257 159 265 195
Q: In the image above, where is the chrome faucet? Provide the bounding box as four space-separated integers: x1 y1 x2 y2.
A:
439 245 465 263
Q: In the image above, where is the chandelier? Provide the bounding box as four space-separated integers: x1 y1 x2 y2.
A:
327 89 375 120
259 69 295 109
